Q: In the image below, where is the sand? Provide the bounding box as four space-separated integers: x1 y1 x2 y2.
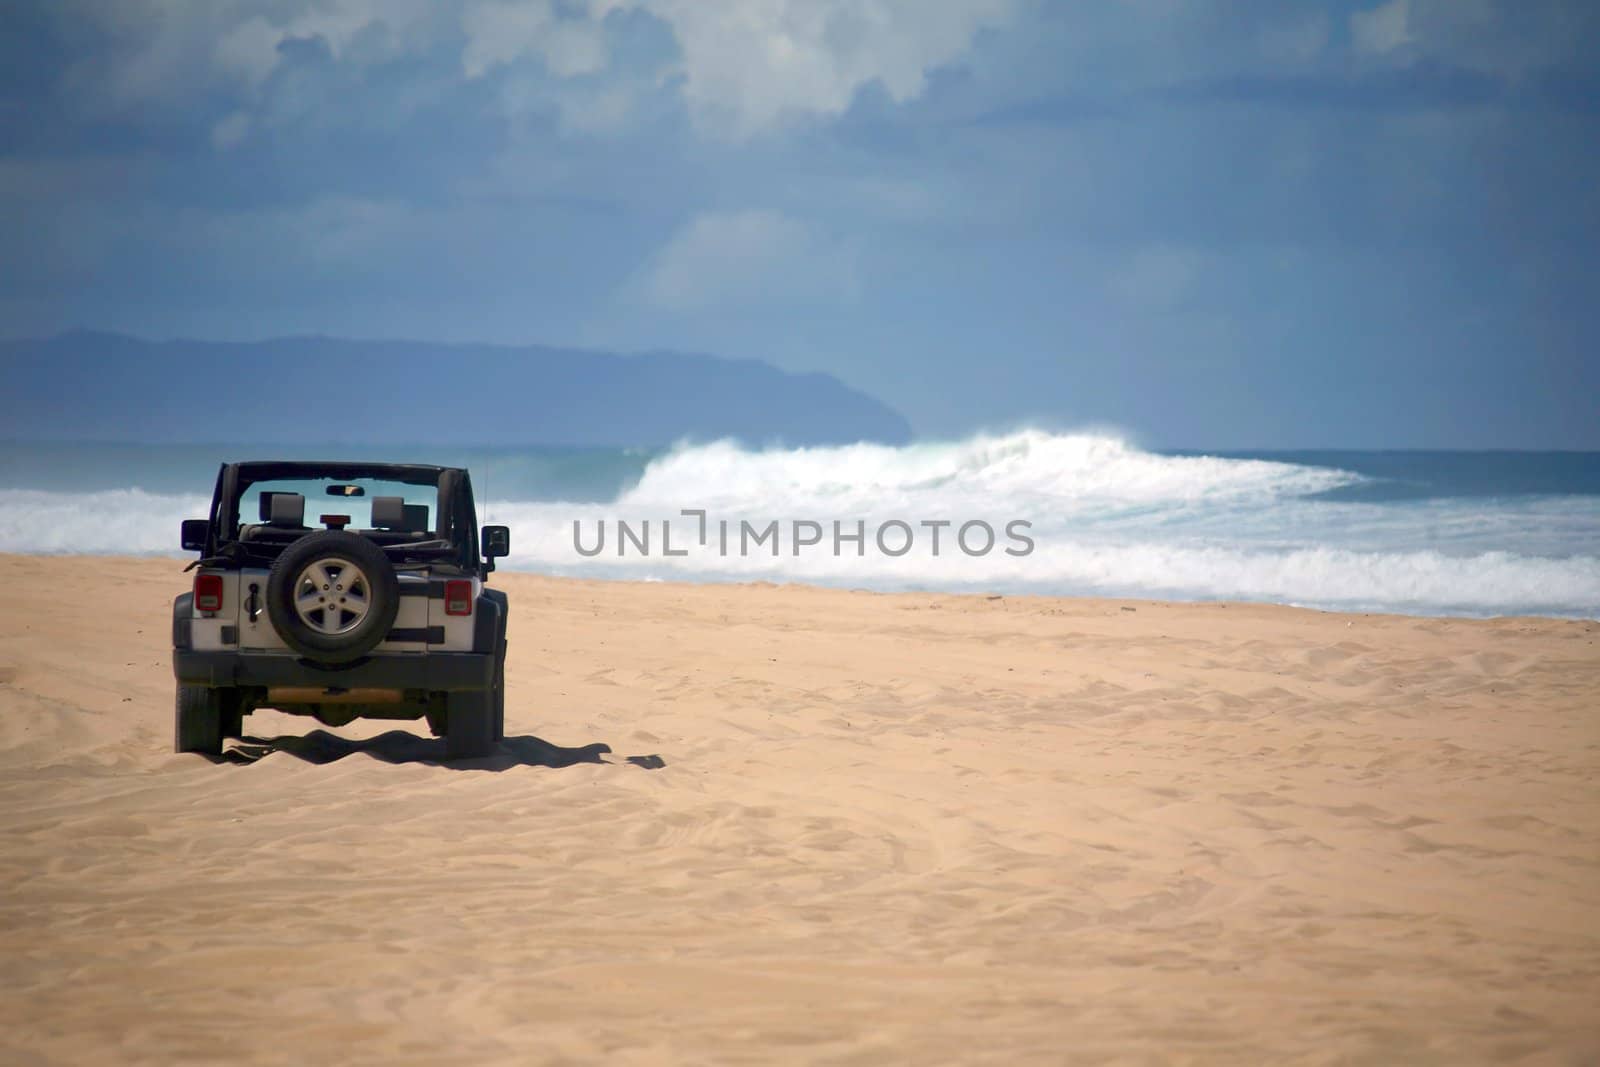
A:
0 553 1596 1065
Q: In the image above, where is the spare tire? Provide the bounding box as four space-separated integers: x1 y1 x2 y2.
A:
266 530 400 664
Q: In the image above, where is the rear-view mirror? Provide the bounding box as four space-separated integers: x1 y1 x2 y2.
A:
326 484 366 497
180 518 209 552
482 525 510 558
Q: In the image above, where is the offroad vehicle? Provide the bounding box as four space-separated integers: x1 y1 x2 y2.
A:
171 461 512 759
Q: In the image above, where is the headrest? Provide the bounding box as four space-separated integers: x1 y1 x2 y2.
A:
401 503 430 532
266 493 305 526
370 495 406 529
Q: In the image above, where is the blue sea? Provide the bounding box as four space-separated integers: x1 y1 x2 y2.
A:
2 433 1597 618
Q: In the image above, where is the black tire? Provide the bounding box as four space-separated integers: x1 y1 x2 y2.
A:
445 692 496 760
491 640 506 744
175 686 223 755
480 588 509 744
265 531 400 664
219 688 244 740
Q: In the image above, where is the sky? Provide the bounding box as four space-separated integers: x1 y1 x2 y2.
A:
3 0 1597 448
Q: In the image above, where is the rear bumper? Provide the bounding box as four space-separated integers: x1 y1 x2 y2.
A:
173 649 495 692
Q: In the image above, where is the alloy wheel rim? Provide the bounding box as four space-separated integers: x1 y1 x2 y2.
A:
291 557 372 635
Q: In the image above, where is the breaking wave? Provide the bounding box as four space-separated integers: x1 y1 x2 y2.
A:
0 488 212 555
3 432 1597 617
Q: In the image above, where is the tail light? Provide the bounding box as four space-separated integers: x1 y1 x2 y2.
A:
444 580 473 616
194 573 224 613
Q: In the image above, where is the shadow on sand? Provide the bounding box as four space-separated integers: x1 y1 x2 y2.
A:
213 729 666 772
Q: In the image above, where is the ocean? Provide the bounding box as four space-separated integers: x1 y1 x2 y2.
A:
2 433 1597 618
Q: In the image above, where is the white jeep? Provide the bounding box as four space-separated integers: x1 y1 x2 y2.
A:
172 461 511 759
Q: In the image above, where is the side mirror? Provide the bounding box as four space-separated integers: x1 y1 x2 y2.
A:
180 519 210 552
481 525 510 559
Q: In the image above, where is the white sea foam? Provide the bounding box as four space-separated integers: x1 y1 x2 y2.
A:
504 512 1600 616
2 433 1597 617
0 488 211 556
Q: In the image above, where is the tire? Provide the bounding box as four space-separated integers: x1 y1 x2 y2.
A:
425 707 447 738
218 688 244 739
491 640 506 744
482 589 509 744
265 531 400 664
175 686 223 755
445 692 496 760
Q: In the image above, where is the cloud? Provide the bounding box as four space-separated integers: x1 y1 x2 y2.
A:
1348 0 1596 78
67 1 434 105
461 0 1016 135
45 0 1595 140
461 1 612 79
53 1 1016 139
629 0 1015 135
640 209 859 311
1351 0 1415 56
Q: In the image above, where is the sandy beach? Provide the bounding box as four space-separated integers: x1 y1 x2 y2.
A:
0 552 1596 1064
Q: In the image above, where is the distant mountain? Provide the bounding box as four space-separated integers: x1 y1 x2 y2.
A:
0 331 912 447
